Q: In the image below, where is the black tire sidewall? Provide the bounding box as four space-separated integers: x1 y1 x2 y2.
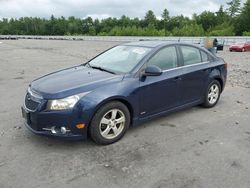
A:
90 101 130 145
203 80 221 108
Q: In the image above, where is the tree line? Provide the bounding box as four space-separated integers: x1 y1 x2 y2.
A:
0 0 249 36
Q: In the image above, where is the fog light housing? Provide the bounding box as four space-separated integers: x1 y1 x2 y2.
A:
42 126 70 135
51 126 57 134
60 127 68 134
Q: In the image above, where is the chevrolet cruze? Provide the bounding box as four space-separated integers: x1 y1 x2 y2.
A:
22 41 227 145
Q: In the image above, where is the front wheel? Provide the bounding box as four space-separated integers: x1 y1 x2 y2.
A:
90 101 130 145
202 80 221 108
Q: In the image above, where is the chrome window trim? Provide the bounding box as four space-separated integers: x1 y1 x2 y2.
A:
162 61 210 73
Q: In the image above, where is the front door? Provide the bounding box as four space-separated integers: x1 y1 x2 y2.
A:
139 46 182 118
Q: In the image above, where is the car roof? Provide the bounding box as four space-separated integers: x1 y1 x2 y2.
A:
123 40 198 48
122 40 216 59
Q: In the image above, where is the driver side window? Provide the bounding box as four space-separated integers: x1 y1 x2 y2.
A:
147 46 178 70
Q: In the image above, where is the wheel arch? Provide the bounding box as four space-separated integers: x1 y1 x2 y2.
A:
214 77 223 92
208 68 224 92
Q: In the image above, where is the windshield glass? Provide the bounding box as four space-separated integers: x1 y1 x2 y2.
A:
88 45 151 74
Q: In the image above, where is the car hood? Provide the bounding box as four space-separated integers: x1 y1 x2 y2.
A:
31 66 123 99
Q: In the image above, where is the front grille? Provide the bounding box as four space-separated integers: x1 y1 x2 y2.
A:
24 87 43 112
25 94 40 111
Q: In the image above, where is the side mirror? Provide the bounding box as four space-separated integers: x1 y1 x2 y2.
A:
142 65 163 77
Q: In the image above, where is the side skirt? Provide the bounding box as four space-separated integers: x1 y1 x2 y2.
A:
132 99 203 126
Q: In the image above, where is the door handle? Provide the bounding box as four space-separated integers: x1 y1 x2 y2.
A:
174 77 182 81
202 69 210 72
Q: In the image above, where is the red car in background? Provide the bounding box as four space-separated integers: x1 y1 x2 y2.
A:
229 41 250 52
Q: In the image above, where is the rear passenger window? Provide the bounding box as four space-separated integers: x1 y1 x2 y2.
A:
201 51 209 62
181 46 202 66
147 46 177 70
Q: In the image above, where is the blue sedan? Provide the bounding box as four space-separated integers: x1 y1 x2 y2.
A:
22 41 227 144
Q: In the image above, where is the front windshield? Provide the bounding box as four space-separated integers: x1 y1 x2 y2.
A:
88 45 151 74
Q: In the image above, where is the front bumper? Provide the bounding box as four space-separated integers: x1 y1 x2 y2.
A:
24 121 85 140
21 106 88 140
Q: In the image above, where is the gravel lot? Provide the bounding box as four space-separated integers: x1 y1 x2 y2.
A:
0 39 250 188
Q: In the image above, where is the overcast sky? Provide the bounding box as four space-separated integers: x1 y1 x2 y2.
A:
0 0 246 19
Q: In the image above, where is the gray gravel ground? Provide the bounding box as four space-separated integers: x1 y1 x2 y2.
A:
0 39 250 188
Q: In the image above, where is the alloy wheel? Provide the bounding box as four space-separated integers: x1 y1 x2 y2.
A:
208 84 219 105
99 109 125 139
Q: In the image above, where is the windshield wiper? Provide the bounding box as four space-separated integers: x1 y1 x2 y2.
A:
90 65 116 75
84 62 91 68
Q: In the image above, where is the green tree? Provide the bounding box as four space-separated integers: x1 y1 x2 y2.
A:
216 5 229 24
118 15 131 27
172 23 204 36
243 31 250 36
234 0 250 35
168 15 189 31
208 22 235 36
226 0 241 17
162 9 170 36
83 17 94 34
196 11 217 31
1 7 250 36
100 17 118 33
144 10 157 27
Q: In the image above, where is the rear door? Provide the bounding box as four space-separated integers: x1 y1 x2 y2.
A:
139 46 182 117
178 45 211 104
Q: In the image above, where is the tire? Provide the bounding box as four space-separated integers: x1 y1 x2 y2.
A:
202 80 221 108
90 101 130 145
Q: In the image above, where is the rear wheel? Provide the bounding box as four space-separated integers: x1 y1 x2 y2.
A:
203 80 221 108
90 101 130 145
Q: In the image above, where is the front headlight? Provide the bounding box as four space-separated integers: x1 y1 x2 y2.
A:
47 92 90 111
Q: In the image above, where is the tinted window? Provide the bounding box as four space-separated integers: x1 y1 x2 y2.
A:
148 46 177 70
181 46 202 66
201 51 209 62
